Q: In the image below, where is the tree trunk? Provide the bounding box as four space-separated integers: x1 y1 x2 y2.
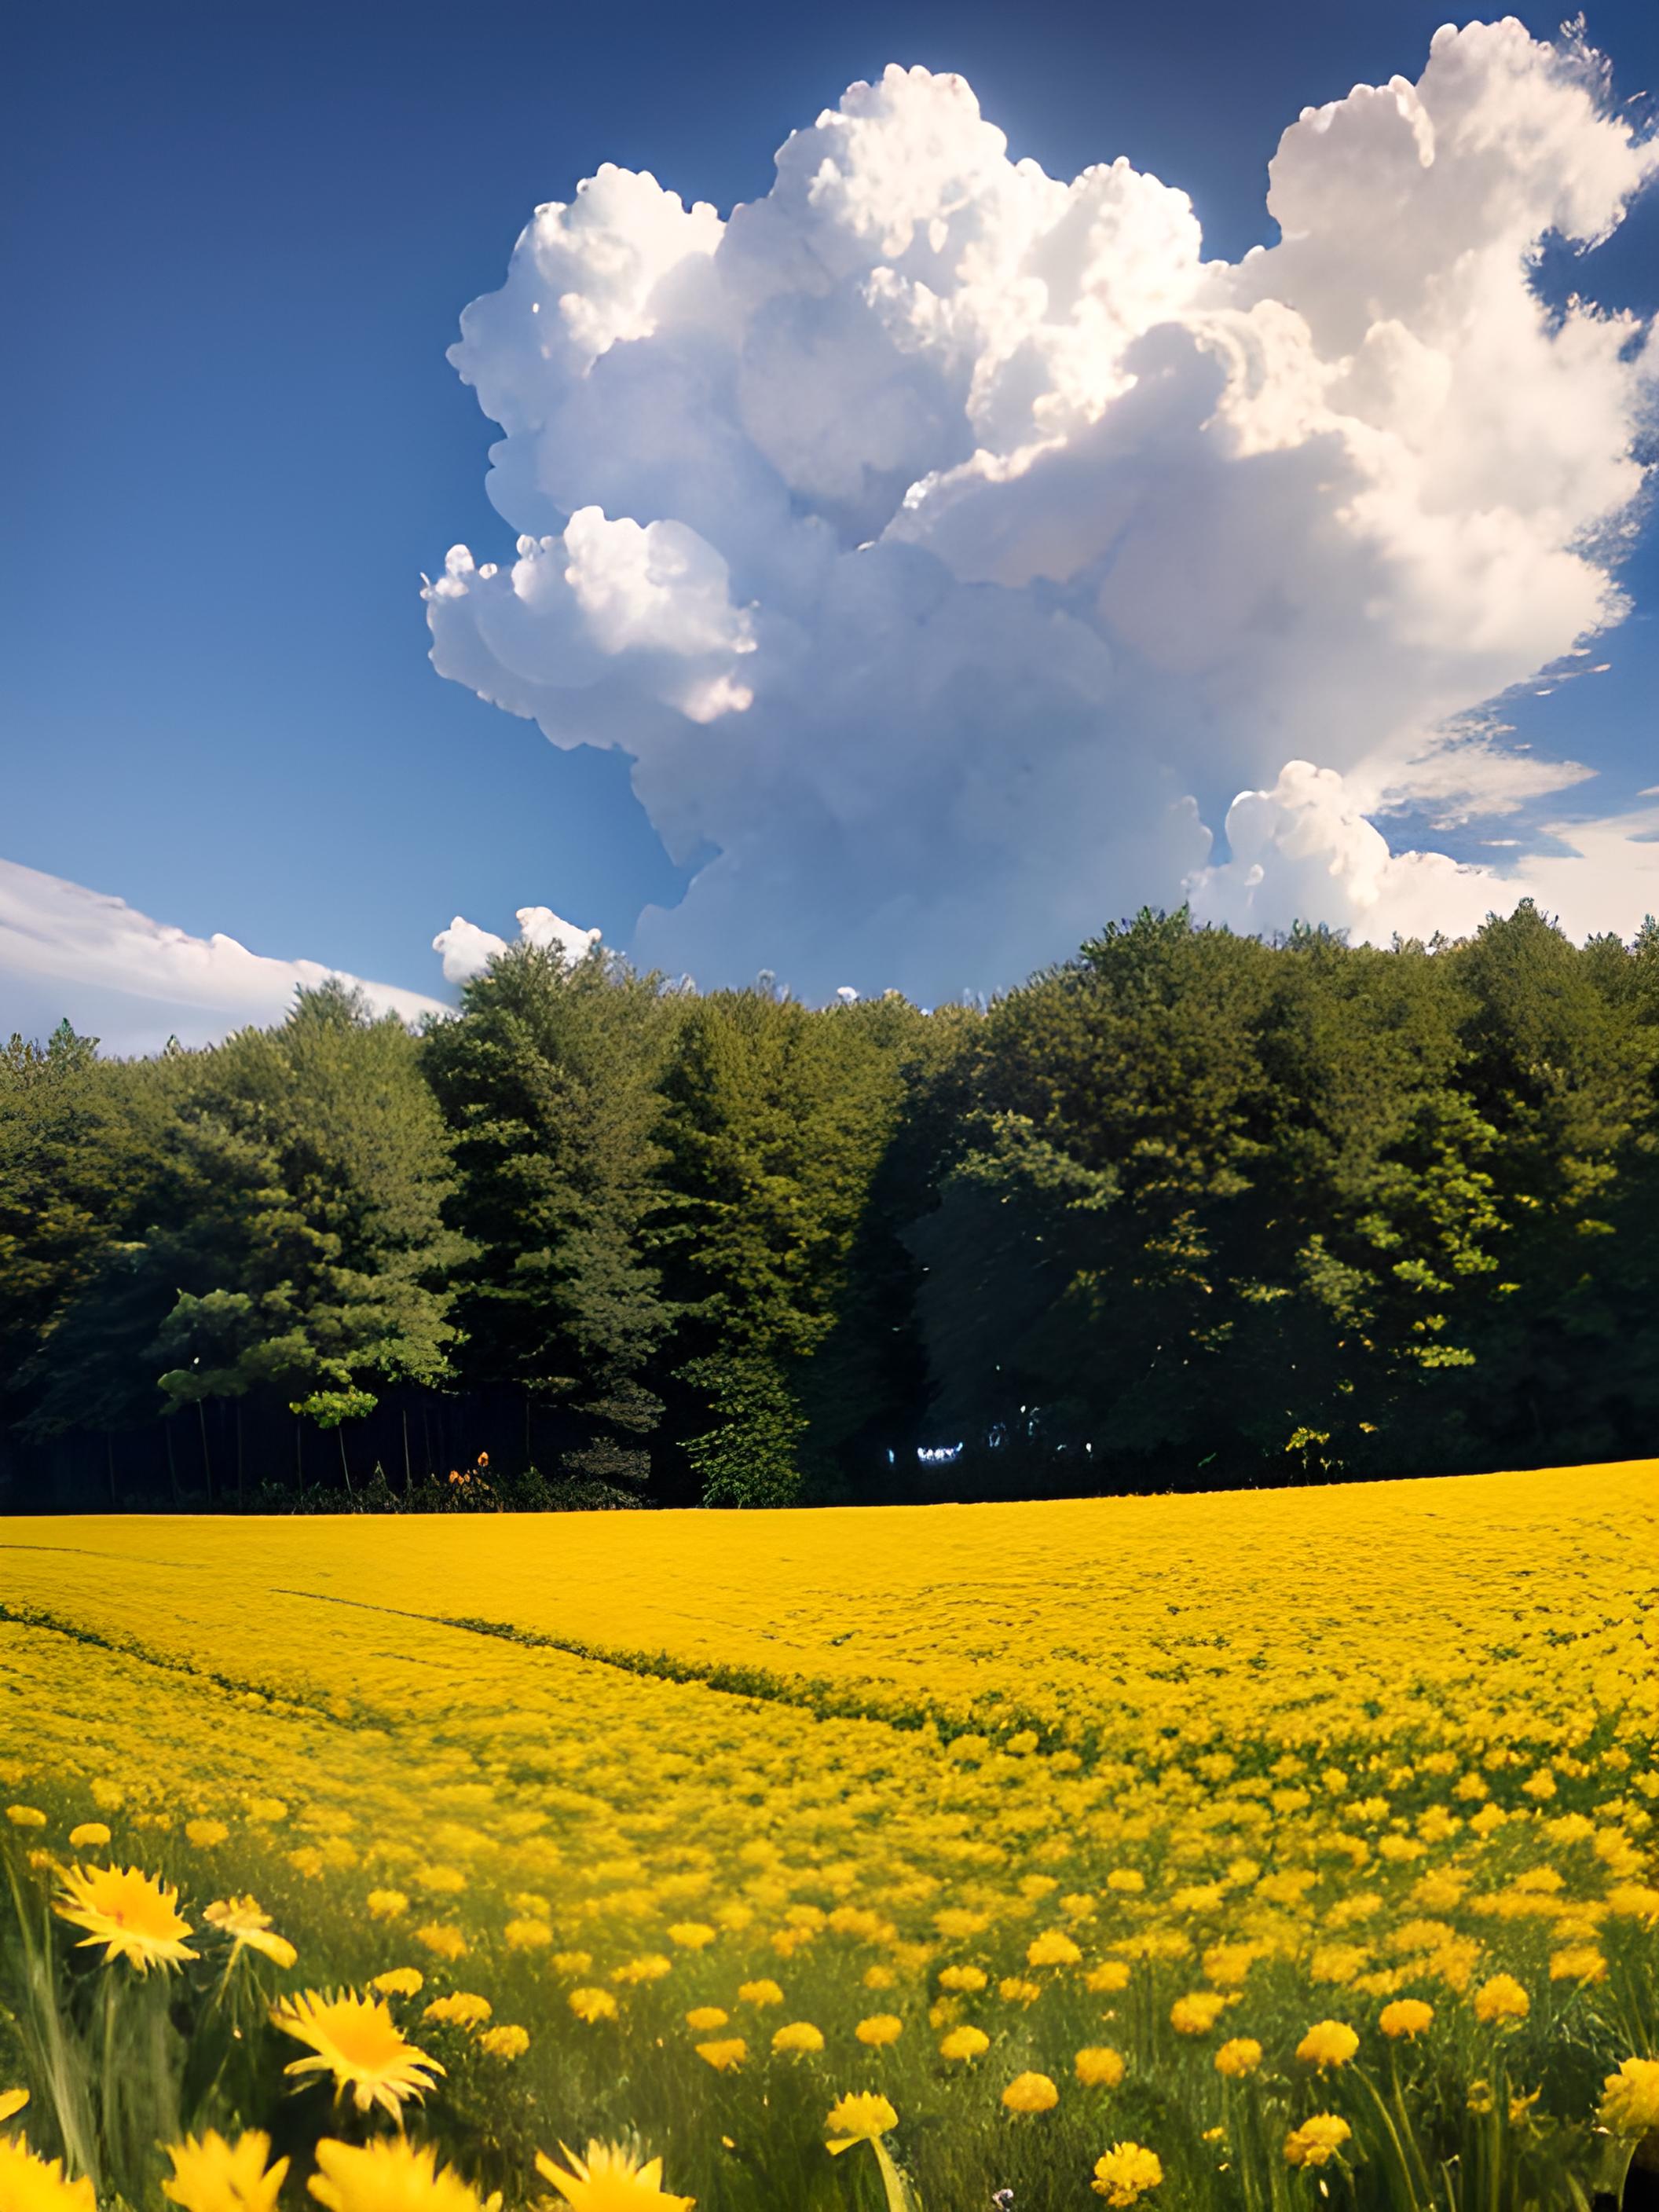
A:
402 1407 412 1493
198 1400 214 1505
295 1415 303 1495
339 1426 353 1496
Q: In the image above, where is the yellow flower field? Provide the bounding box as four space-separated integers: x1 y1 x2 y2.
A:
2 1463 1656 2210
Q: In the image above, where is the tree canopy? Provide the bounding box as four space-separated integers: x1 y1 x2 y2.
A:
5 904 1656 1510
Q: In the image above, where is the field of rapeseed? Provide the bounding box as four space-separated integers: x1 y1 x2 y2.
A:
2 1464 1657 2211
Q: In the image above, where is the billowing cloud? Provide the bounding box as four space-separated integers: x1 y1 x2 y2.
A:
1187 762 1659 943
0 859 446 1056
434 903 602 983
428 24 1657 995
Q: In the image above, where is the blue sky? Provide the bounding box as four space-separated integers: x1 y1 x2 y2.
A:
4 0 1657 1039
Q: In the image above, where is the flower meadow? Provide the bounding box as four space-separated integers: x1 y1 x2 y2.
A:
2 1463 1657 2210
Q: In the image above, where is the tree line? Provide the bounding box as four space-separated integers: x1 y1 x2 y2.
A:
4 900 1656 1511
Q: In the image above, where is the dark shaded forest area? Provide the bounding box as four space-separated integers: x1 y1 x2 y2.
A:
4 902 1656 1512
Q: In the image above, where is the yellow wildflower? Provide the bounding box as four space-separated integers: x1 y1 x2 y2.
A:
162 2131 289 2212
55 1864 197 1973
1027 1929 1082 1967
1473 1975 1529 2025
370 1969 424 1998
534 2141 692 2210
685 2008 728 2033
569 1988 618 2023
0 2132 97 2212
1092 2143 1163 2205
1002 2071 1060 2114
1171 1992 1229 2035
1599 2058 1659 2137
938 1965 987 1993
272 1990 443 2117
310 2137 501 2212
694 2039 746 2071
203 1897 297 1970
67 1824 110 1849
771 2021 824 2055
939 2025 991 2060
478 2025 529 2060
1075 2047 1126 2088
1379 1999 1434 2039
1296 2020 1358 2070
737 1979 783 2007
1285 2117 1351 2169
423 1992 492 2030
1215 2038 1262 2078
826 2092 897 2151
855 2014 903 2045
365 1891 408 1921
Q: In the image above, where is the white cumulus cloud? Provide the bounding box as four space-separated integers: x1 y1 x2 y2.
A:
427 25 1658 994
433 903 602 983
0 859 447 1056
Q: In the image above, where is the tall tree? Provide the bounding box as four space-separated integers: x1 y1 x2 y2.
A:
422 944 678 1491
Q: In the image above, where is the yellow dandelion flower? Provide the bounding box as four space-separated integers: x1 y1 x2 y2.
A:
686 2008 729 2033
414 1923 466 1962
185 1820 229 1849
569 1988 618 2023
203 1897 297 1970
1092 2142 1163 2205
504 1917 552 1951
1473 1975 1529 2025
695 2039 746 2071
1285 2117 1351 2169
855 2014 903 2045
0 2089 27 2128
998 1977 1042 2005
1296 2020 1358 2069
534 2141 693 2211
939 1965 987 1993
771 2021 824 2055
611 1955 672 1985
1171 1993 1230 2036
1379 2000 1434 2039
551 1952 593 1976
272 1990 443 2119
1215 2038 1262 2078
478 2025 529 2060
939 2025 990 2061
67 1824 110 1849
667 1921 715 1950
1002 2072 1060 2115
826 2092 897 2151
423 1993 492 2030
1086 1962 1132 1994
1599 2059 1659 2137
365 1891 408 1921
162 2130 289 2212
0 2131 97 2212
1027 1929 1082 1968
737 1979 784 2007
371 1969 423 1998
55 1864 197 1974
1548 1946 1606 1983
1076 2047 1126 2089
862 1964 896 1990
309 2137 501 2212
4 1807 46 1829
1105 1871 1145 1895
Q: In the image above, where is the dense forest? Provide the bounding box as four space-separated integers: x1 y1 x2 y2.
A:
4 901 1657 1512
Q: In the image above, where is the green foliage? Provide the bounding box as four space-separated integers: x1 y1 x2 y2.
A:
5 902 1659 1507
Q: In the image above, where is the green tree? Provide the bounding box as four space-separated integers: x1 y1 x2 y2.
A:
422 943 679 1491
